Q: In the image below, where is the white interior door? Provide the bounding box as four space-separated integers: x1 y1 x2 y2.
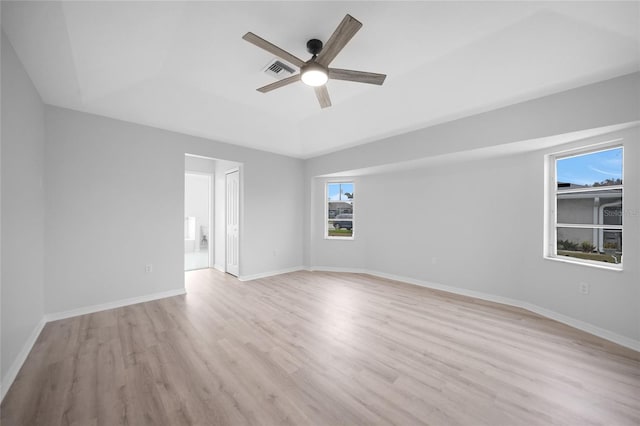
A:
225 170 240 276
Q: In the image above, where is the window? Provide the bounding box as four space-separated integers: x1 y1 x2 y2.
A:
548 145 623 268
326 182 354 239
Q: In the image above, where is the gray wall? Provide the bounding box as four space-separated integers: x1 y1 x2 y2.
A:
361 136 638 340
306 73 640 343
1 33 46 391
44 106 305 313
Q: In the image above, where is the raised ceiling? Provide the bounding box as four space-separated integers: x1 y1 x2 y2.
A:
2 1 639 158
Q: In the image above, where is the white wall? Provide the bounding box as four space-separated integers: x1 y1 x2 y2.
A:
184 173 210 253
185 155 215 264
43 105 305 314
306 73 640 344
1 32 46 394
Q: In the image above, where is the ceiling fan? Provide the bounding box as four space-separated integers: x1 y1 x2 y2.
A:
243 14 386 109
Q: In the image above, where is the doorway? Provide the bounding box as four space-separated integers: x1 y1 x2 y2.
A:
184 172 212 271
184 155 240 275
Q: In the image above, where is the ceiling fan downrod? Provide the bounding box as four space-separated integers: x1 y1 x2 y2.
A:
306 39 323 56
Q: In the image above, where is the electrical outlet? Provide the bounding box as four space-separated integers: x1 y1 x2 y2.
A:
145 264 153 273
579 282 589 295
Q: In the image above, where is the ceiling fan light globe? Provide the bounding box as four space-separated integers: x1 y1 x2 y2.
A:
301 69 328 87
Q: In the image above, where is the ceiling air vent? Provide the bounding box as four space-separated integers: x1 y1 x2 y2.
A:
263 59 295 80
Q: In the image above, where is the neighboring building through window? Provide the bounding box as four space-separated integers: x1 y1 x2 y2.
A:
326 182 354 239
548 145 623 267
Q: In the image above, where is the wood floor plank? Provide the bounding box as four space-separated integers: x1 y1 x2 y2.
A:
2 269 639 425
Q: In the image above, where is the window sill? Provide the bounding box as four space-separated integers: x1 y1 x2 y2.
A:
544 255 623 271
325 236 354 241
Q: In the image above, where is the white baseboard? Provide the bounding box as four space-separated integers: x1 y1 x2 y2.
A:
309 266 640 352
1 317 46 401
1 288 187 403
45 288 186 322
517 302 640 352
367 269 521 307
238 266 305 281
213 264 225 273
307 266 367 274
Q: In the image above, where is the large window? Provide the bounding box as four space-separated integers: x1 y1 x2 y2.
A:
548 145 623 268
326 182 354 239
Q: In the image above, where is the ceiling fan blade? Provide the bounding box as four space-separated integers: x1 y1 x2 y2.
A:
316 14 363 67
314 85 332 108
242 32 306 68
257 74 301 93
329 68 386 85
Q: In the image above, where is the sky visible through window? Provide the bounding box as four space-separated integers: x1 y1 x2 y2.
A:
557 147 622 187
328 183 354 201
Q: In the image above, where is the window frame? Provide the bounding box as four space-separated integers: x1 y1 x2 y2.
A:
545 141 624 270
325 181 355 240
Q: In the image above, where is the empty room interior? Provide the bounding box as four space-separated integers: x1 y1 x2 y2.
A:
2 1 640 425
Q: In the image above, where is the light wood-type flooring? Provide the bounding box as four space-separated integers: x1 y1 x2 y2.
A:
2 269 639 425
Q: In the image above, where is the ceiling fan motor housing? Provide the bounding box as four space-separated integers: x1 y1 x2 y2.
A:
306 39 323 56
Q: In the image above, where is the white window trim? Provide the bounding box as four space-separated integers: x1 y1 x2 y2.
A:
544 140 624 270
325 181 355 240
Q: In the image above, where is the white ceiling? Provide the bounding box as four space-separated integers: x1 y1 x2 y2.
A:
2 1 639 158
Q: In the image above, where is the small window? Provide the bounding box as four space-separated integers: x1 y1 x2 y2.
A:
326 182 354 239
548 145 623 268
